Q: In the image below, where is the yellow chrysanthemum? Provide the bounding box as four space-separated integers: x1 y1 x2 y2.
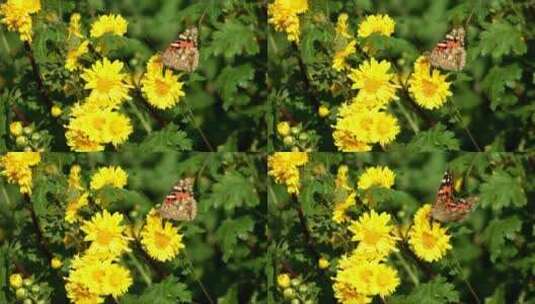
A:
408 57 452 110
335 165 351 190
335 13 351 38
66 40 89 71
81 58 131 108
369 111 400 146
348 58 399 108
81 210 130 259
268 152 309 194
90 166 128 190
333 191 356 224
332 129 372 152
90 14 127 38
357 14 395 38
140 211 185 262
332 40 356 72
65 281 104 304
349 210 398 259
409 205 452 262
65 105 133 151
335 260 399 297
68 13 83 39
333 281 372 304
141 55 185 110
268 0 308 42
100 263 132 297
357 166 395 190
65 192 89 224
0 152 41 194
0 0 41 42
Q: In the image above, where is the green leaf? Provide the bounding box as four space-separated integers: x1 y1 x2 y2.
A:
206 20 259 58
479 170 527 211
120 276 192 304
300 23 330 64
405 123 460 152
390 276 459 304
481 64 522 110
127 124 192 152
204 172 259 211
482 216 522 262
479 22 527 59
215 216 254 262
215 64 255 110
96 187 151 210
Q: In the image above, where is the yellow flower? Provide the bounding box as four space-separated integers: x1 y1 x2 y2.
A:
0 152 41 194
332 129 372 152
332 191 356 224
333 280 372 304
268 0 308 42
358 14 395 38
348 58 399 108
318 257 330 269
0 0 41 42
409 205 452 262
332 40 356 72
65 281 104 304
277 121 290 136
100 263 132 297
51 105 63 117
68 13 83 39
268 152 309 194
81 210 130 260
335 165 350 190
335 260 399 297
336 13 351 38
81 58 131 108
51 257 63 269
318 105 330 117
409 56 452 110
65 192 89 224
141 211 185 261
369 111 400 146
141 56 185 110
90 166 128 190
90 14 128 38
9 121 23 136
277 273 291 288
66 40 89 71
349 210 398 260
9 273 23 288
357 166 395 190
65 105 133 151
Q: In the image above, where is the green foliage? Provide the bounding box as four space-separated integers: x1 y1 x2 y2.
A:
482 216 522 262
121 276 192 304
477 22 527 59
390 276 459 304
480 64 523 110
403 123 460 152
479 170 527 211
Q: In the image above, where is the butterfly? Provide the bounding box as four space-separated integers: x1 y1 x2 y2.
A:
428 27 466 71
162 27 199 72
431 170 478 222
158 177 197 221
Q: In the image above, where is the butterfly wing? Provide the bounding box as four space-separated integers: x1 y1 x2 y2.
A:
431 170 456 222
429 27 466 71
158 178 197 221
162 27 199 72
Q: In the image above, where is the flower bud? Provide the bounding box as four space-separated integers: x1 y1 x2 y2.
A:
318 106 329 117
51 257 63 269
283 136 294 146
291 278 302 287
15 288 27 300
277 273 291 289
9 274 23 288
318 257 330 269
51 105 62 117
277 121 290 136
283 288 296 299
9 121 23 136
23 278 33 287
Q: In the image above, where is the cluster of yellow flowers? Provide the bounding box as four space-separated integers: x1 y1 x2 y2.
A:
332 166 395 223
408 56 453 110
0 0 41 42
332 14 356 71
408 204 452 262
0 152 41 194
268 152 309 194
334 210 400 303
268 0 309 42
63 164 185 303
141 55 186 109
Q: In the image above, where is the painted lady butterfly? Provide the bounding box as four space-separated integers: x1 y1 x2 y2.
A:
431 170 478 222
158 177 197 221
162 27 199 72
428 27 466 71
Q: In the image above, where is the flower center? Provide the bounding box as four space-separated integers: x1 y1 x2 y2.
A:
154 230 170 249
363 77 382 93
421 231 437 249
96 229 113 245
96 77 114 93
362 228 381 245
421 79 437 97
154 79 170 96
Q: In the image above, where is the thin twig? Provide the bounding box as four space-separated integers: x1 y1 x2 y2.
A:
24 42 52 109
450 250 481 304
183 103 214 152
289 194 321 263
183 249 214 304
292 44 321 111
25 195 53 261
450 103 482 151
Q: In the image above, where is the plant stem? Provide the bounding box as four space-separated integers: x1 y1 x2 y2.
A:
290 194 321 263
127 251 152 286
450 103 482 151
127 99 152 134
183 249 214 304
24 42 53 109
292 44 321 111
25 195 53 261
395 100 419 134
395 251 420 286
183 103 214 152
